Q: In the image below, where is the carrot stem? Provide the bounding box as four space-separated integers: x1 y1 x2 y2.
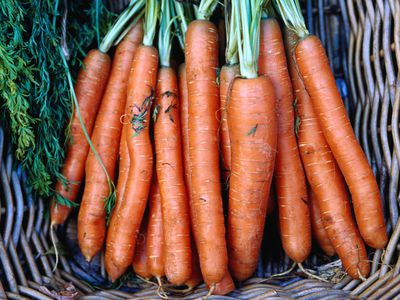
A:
173 1 191 49
224 0 238 64
143 0 159 46
158 0 174 67
274 0 308 38
235 0 266 78
99 0 145 52
194 0 218 21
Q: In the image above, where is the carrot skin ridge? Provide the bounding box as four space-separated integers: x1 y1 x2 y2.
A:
77 23 143 261
51 49 111 225
295 35 387 249
185 20 228 285
258 18 311 263
105 45 158 281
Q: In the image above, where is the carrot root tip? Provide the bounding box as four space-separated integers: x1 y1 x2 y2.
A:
297 263 329 283
50 224 59 272
203 283 216 300
156 277 168 300
269 262 296 279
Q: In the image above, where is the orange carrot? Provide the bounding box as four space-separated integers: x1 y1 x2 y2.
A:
226 2 277 282
179 64 203 290
132 214 152 280
105 43 158 281
284 28 370 278
258 18 311 263
308 189 335 257
146 175 165 280
219 64 239 183
295 35 387 250
227 76 277 281
77 22 143 261
51 49 110 225
178 64 191 195
115 124 130 208
185 19 228 285
154 67 192 284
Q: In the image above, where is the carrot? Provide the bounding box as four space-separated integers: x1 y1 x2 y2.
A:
226 1 277 282
308 189 335 257
77 21 143 261
154 67 192 284
179 65 203 291
219 3 239 184
105 0 159 281
283 25 369 278
295 36 387 249
258 17 311 263
207 271 235 296
146 175 165 280
115 124 130 208
185 4 228 284
278 0 386 251
179 64 191 194
132 214 152 280
153 2 192 284
51 49 110 225
51 0 145 226
227 75 277 281
219 65 239 183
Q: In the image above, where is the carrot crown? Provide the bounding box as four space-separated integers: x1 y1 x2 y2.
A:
194 0 218 21
158 0 174 67
143 0 160 46
225 0 238 65
99 0 145 53
274 0 308 38
234 0 267 78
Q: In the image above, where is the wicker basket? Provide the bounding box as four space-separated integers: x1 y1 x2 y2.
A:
1 0 400 299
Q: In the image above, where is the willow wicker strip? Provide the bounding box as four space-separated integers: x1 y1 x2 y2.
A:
0 0 399 299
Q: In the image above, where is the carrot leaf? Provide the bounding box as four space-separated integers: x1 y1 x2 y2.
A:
54 193 79 208
131 91 155 136
152 103 161 123
246 124 258 137
173 1 193 50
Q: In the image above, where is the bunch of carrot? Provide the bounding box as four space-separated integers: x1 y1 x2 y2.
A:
50 0 388 296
